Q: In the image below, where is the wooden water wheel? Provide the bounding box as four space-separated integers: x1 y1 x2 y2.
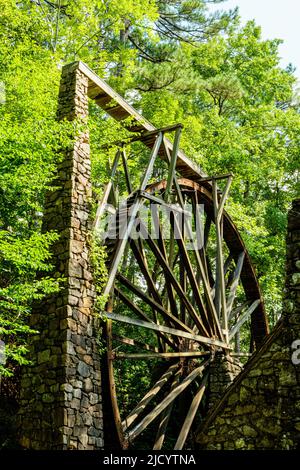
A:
95 126 269 450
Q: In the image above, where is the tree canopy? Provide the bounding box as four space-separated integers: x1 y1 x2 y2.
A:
0 0 299 376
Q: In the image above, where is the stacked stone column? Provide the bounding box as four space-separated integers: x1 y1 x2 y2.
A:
18 63 103 450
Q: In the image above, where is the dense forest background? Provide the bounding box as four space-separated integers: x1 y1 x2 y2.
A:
0 0 299 377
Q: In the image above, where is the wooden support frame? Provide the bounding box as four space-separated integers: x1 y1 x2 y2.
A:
68 60 269 450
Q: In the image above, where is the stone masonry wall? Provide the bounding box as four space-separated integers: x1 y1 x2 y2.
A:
208 353 243 410
18 63 103 450
197 199 300 450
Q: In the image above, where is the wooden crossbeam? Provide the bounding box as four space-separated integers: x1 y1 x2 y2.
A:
104 312 231 350
153 371 181 450
114 351 210 360
115 287 176 350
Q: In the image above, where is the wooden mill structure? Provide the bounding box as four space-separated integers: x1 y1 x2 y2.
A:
80 62 269 450
18 62 270 451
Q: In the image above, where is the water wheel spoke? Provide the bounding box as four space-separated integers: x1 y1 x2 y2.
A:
151 203 180 319
122 363 180 431
126 360 210 443
174 374 208 450
171 212 212 336
226 251 246 315
117 273 194 334
142 226 211 338
229 299 261 341
153 371 181 450
105 311 231 350
114 287 177 350
130 239 163 304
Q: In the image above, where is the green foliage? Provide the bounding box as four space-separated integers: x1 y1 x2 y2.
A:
0 0 299 381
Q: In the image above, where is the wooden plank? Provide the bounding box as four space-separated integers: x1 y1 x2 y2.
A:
174 374 208 450
213 179 228 343
122 363 179 430
140 132 163 189
165 126 182 201
143 229 211 338
153 371 181 450
130 240 163 305
229 300 261 341
126 360 209 442
226 251 245 315
216 175 233 222
103 134 163 296
78 61 207 182
104 312 231 350
114 351 211 360
139 190 191 216
171 213 212 335
121 148 133 194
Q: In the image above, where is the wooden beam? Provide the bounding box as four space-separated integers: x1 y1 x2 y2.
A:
213 179 228 343
174 374 208 450
114 351 211 360
104 312 231 350
144 229 211 338
117 274 194 334
165 126 182 202
122 363 179 430
115 287 176 350
229 300 261 341
153 371 181 450
126 360 209 442
139 190 191 216
226 251 245 315
121 147 133 194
